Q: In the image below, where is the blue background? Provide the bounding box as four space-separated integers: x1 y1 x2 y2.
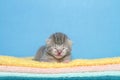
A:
0 0 120 59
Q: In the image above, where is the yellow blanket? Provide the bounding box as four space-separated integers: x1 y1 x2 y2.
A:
0 56 120 68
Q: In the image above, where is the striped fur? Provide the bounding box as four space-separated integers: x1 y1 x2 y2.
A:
34 32 72 62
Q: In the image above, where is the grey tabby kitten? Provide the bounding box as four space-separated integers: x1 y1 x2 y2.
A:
34 32 72 63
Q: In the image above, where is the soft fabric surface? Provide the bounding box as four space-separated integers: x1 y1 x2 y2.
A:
0 64 120 74
0 56 120 68
1 71 120 78
0 71 120 80
0 56 120 80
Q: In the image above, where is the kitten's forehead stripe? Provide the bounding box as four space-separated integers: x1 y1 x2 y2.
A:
51 32 66 45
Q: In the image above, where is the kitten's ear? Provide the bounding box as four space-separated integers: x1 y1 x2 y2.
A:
46 39 52 45
67 39 72 46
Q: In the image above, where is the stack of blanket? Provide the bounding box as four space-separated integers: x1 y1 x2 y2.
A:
0 56 120 80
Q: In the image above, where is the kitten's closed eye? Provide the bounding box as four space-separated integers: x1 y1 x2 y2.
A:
54 47 65 51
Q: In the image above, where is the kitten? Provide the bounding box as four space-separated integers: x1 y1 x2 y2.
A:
34 32 72 63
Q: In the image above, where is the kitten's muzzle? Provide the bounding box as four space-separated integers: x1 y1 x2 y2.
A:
56 50 62 56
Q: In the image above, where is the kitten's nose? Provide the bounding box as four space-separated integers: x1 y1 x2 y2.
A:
57 50 62 55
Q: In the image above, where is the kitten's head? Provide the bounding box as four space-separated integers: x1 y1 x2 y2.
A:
46 32 72 59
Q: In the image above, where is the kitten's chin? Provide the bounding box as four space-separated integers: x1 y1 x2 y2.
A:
54 55 63 59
